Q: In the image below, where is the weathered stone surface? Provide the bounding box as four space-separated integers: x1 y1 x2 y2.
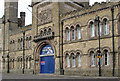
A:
1 0 120 77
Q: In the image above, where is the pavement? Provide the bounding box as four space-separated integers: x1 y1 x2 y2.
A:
1 73 120 81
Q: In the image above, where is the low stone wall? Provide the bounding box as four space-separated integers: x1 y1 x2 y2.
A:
64 68 118 77
2 69 34 74
2 68 119 77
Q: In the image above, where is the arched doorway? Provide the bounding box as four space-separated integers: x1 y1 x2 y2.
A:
40 44 55 73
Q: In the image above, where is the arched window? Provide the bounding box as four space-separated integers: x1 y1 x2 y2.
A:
26 36 32 49
66 28 70 41
10 41 12 51
13 40 15 51
26 57 28 69
20 38 23 50
26 57 31 69
103 19 109 35
29 57 32 69
104 50 109 65
17 58 19 69
71 26 75 40
72 54 76 67
27 57 30 69
44 29 47 35
97 23 102 36
26 37 29 49
3 59 5 69
77 53 81 67
18 58 21 69
18 38 22 50
18 39 20 50
40 30 43 35
90 22 95 37
97 50 102 65
76 25 81 39
90 51 95 66
66 54 70 67
20 58 22 69
29 36 32 48
48 28 52 34
12 59 14 69
9 59 12 69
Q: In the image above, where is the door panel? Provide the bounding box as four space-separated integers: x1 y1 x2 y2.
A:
40 56 55 73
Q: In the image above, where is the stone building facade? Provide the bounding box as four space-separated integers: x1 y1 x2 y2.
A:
1 0 120 76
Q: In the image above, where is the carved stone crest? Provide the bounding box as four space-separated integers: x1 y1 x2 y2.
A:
38 9 52 25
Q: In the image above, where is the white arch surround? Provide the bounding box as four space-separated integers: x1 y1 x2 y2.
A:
87 19 94 26
101 16 110 22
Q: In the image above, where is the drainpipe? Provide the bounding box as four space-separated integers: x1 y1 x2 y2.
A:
2 16 5 72
7 52 9 73
111 7 115 76
22 31 25 74
60 21 64 75
97 16 101 76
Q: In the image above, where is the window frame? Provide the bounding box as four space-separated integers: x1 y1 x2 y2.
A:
66 54 70 68
71 28 75 40
97 23 102 36
90 51 96 67
104 50 109 66
77 53 82 67
72 54 76 67
97 51 102 66
76 25 81 39
90 22 95 37
103 19 109 35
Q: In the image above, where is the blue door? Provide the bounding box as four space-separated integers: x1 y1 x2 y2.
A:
40 45 55 73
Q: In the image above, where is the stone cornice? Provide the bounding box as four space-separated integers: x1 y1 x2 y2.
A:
61 2 120 21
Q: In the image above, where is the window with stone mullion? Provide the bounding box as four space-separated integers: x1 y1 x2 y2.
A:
77 25 81 39
91 52 95 66
91 22 95 37
104 19 109 35
72 54 76 67
66 55 70 67
72 29 75 40
27 40 29 49
97 23 102 36
66 29 70 41
18 41 21 50
105 50 109 65
97 52 102 66
13 42 16 51
77 54 81 67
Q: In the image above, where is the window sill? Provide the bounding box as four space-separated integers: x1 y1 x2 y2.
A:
72 66 76 68
97 65 103 67
104 34 109 36
64 39 83 44
91 36 95 38
76 66 82 68
78 38 82 40
104 65 110 67
25 48 32 50
71 39 76 41
91 65 96 68
65 67 71 68
70 67 77 69
89 35 111 40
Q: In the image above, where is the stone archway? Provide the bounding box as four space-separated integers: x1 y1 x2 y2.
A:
33 41 56 74
40 44 55 73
